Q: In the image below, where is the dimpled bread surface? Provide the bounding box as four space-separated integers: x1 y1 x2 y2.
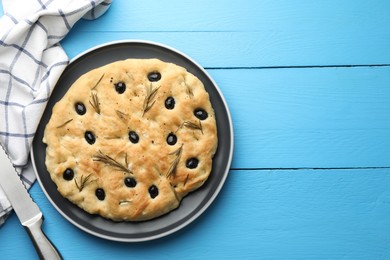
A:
43 58 218 221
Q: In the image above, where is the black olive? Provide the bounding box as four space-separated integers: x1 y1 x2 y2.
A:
63 168 74 181
147 71 161 82
186 158 199 169
85 131 96 145
95 188 105 200
194 108 208 120
165 96 175 109
75 102 86 115
114 82 126 94
128 131 139 144
124 177 137 188
166 132 177 145
149 185 159 199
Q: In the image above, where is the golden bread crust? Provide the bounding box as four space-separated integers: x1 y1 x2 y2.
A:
43 59 218 221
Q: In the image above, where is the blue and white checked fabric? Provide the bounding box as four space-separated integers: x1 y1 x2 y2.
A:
0 0 112 225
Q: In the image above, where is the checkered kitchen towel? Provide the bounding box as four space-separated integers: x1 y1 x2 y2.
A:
0 0 112 226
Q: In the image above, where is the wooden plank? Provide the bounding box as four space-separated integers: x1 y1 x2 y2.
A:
61 30 390 68
64 0 390 66
208 66 390 168
2 1 390 67
2 169 390 259
76 0 390 33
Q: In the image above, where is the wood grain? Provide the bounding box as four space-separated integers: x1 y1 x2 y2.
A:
2 169 390 259
62 30 390 68
75 0 390 33
62 0 390 67
2 0 390 259
206 67 390 168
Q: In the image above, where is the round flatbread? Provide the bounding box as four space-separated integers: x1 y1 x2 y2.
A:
43 58 218 221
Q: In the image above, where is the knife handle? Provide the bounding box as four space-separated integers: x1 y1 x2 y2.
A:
24 215 62 260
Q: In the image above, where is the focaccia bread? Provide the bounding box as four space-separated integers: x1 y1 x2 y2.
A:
43 58 218 221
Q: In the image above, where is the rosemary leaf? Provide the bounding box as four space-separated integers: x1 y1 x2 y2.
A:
125 152 128 168
184 174 189 186
149 85 159 100
92 73 105 90
144 100 156 114
103 136 121 140
56 118 73 128
115 110 128 121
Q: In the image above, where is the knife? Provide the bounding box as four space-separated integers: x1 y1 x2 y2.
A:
0 144 62 259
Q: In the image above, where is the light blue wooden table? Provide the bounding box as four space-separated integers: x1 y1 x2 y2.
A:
2 1 390 259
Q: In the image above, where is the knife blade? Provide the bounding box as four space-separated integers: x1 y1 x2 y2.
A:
0 144 62 259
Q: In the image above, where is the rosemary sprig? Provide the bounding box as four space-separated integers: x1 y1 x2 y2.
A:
166 144 183 178
89 91 100 114
177 120 203 134
74 174 94 192
93 150 132 174
143 84 160 115
56 118 73 128
91 73 105 90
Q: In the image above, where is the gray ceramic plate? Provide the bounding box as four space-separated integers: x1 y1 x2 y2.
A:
31 40 233 242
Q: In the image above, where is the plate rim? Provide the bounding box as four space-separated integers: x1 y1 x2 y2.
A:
31 39 234 242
